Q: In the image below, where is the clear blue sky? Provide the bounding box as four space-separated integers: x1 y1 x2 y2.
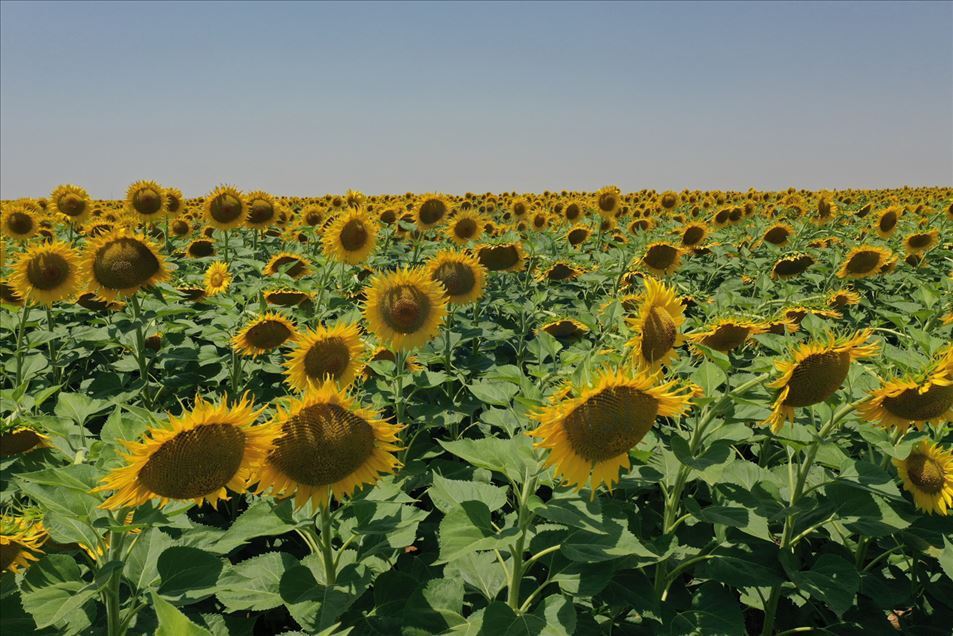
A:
1 1 950 198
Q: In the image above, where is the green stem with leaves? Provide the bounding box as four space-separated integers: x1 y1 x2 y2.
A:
128 295 152 409
319 500 337 586
14 303 31 387
506 470 539 612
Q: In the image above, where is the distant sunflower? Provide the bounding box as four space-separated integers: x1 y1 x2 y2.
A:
204 185 246 230
0 280 24 306
540 261 584 282
254 380 402 509
264 252 311 279
1 205 39 241
893 441 953 516
447 210 484 244
203 261 231 296
875 206 901 238
416 194 451 229
687 318 766 353
528 368 692 492
83 228 167 299
594 186 621 219
539 318 589 340
837 246 892 278
562 200 585 223
364 268 446 351
476 242 526 272
763 330 878 432
426 250 487 305
903 230 939 255
323 208 378 265
640 242 682 276
678 223 708 247
0 516 46 573
857 349 953 432
176 286 206 302
50 184 91 224
0 427 51 457
284 322 365 390
301 204 325 227
11 241 81 304
566 225 591 247
244 191 277 229
771 254 815 279
659 190 679 210
827 289 861 308
186 238 215 258
233 313 297 357
762 222 794 246
164 187 184 218
125 180 166 223
626 276 685 370
265 288 313 307
529 211 551 231
93 394 269 508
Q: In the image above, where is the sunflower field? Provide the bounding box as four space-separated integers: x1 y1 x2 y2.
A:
1 184 952 635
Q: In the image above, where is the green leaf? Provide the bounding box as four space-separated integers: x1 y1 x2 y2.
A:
54 392 110 427
429 473 508 514
467 381 519 407
531 594 577 635
20 555 97 630
790 554 860 617
437 501 519 564
439 437 537 483
684 500 750 528
212 499 302 554
125 528 175 593
691 360 726 396
442 552 507 601
669 582 745 635
402 577 466 635
157 546 223 604
216 551 297 612
152 592 212 636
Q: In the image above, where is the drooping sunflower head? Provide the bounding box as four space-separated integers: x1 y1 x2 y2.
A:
426 250 487 305
233 312 297 357
903 230 939 255
566 225 591 247
0 426 52 457
857 349 953 432
186 238 215 258
416 194 451 229
1 204 39 241
539 318 589 340
763 329 879 432
771 253 815 279
284 322 365 391
528 367 693 492
0 280 24 306
0 515 46 573
687 318 766 353
827 288 861 308
678 223 708 247
204 185 246 230
594 186 621 218
83 228 168 300
875 205 901 237
540 261 584 282
893 441 953 516
264 252 311 280
762 222 794 246
93 394 269 509
447 210 485 245
626 276 685 370
837 246 892 279
364 267 447 351
476 242 526 272
11 241 82 305
640 242 682 276
323 208 378 265
50 184 91 224
255 380 402 509
76 291 124 312
125 180 166 222
265 288 314 307
203 261 231 296
244 191 277 229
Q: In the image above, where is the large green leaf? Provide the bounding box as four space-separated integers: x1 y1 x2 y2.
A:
437 500 519 564
19 555 97 630
216 551 297 612
790 554 860 617
152 592 212 636
157 546 223 604
429 473 508 514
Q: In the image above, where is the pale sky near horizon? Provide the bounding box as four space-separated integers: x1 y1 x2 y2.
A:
1 1 951 199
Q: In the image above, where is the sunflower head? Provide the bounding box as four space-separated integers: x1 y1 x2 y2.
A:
364 267 447 351
416 194 451 229
1 204 39 241
837 246 892 279
875 206 901 237
626 276 685 370
447 210 485 244
762 222 794 246
594 186 621 218
539 318 589 340
567 225 591 247
893 441 953 516
233 312 297 357
679 223 708 247
0 280 24 306
659 191 679 210
10 241 81 305
125 180 166 222
265 288 314 307
640 242 682 276
264 252 311 279
164 187 184 217
827 289 861 308
50 184 91 224
426 250 487 305
1 515 46 573
903 230 939 255
186 238 215 258
323 208 378 265
205 185 246 230
476 242 526 272
84 228 168 299
562 200 584 223
687 318 766 353
858 349 953 432
203 261 231 296
245 191 277 229
540 261 584 282
0 426 52 457
771 254 815 279
284 322 365 390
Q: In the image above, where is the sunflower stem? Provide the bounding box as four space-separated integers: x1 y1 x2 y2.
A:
129 295 153 409
318 499 337 586
44 305 60 384
223 229 230 265
14 303 31 388
506 470 538 613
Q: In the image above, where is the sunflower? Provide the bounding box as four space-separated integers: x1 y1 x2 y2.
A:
594 186 621 219
562 200 585 223
265 288 314 307
529 211 551 232
164 187 184 218
176 286 207 302
626 277 685 370
284 322 365 390
771 254 815 279
233 312 297 357
837 246 893 279
659 191 679 210
301 204 325 227
640 242 682 276
185 238 215 258
893 441 953 516
761 222 795 246
446 210 484 245
567 225 591 247
50 184 91 224
10 241 82 305
0 280 24 306
83 228 168 300
203 261 231 296
678 223 708 247
875 206 901 237
93 394 269 509
0 516 46 573
364 268 446 351
687 318 766 353
1 204 39 241
0 426 52 456
539 318 589 340
763 330 878 432
204 185 246 230
363 346 423 378
476 242 526 272
540 261 584 282
528 367 693 492
426 250 487 305
903 230 939 255
323 208 378 265
857 350 953 432
416 194 451 229
125 180 166 223
264 252 311 279
254 380 402 509
170 218 192 237
827 289 861 308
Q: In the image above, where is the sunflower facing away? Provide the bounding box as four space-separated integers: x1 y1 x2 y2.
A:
528 367 693 492
125 180 167 223
254 380 402 509
857 349 953 432
687 318 766 353
323 208 379 264
204 185 246 230
626 276 685 370
1 515 46 573
284 322 365 391
364 267 447 351
83 228 168 300
837 246 893 279
233 312 298 357
93 394 269 509
11 241 82 304
204 261 231 296
893 441 953 516
763 330 879 432
425 250 487 305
